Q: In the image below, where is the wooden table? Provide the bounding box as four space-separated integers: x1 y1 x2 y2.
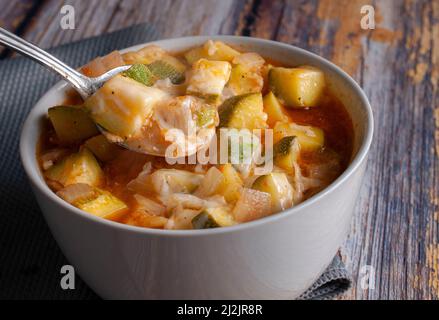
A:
0 0 437 300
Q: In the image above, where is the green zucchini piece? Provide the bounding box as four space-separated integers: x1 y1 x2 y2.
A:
77 188 128 220
218 93 267 130
148 60 185 84
84 134 121 162
123 63 156 86
45 148 104 187
192 211 220 229
195 106 217 128
252 172 293 212
48 106 99 144
273 136 300 171
191 207 235 229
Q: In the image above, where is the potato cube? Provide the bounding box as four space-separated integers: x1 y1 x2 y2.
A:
187 59 231 97
84 75 168 138
269 66 325 108
273 122 324 151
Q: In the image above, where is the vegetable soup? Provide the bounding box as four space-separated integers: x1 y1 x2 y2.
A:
38 40 354 230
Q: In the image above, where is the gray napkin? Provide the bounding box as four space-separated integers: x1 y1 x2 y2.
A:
0 24 351 300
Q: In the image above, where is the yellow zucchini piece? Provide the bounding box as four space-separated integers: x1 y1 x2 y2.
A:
263 92 289 126
273 136 300 171
217 163 243 203
185 41 240 64
45 148 104 187
77 188 128 220
273 122 324 151
269 66 325 108
252 172 293 212
208 207 235 227
84 75 168 138
227 64 263 95
218 93 267 130
84 134 121 162
192 207 235 229
48 106 99 144
187 59 231 97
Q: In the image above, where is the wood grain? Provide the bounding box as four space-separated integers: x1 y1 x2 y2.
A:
0 0 437 300
1 0 252 50
0 0 40 56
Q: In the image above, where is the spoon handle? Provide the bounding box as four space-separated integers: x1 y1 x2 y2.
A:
0 27 92 98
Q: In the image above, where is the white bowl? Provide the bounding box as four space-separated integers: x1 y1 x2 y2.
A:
20 36 373 299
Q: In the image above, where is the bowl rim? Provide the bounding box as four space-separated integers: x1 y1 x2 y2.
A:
20 35 374 237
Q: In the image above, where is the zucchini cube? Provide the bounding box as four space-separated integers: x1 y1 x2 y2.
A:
45 148 104 187
269 66 325 108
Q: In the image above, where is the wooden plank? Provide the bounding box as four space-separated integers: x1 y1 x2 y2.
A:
18 0 120 48
0 0 42 56
245 0 286 39
103 0 251 37
0 0 36 32
244 0 438 299
13 0 252 49
0 0 437 300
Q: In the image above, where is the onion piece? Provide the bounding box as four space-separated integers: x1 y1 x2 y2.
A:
56 183 97 205
125 211 168 228
194 167 225 198
232 53 265 71
232 188 271 222
165 205 201 230
133 194 166 216
164 193 227 211
127 162 152 194
148 169 204 197
41 148 69 170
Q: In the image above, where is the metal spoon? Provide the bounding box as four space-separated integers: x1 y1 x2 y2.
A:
0 27 215 158
0 27 130 99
